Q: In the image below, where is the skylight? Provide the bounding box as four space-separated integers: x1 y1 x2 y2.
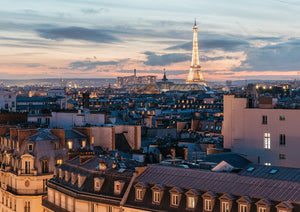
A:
247 167 255 172
269 169 278 174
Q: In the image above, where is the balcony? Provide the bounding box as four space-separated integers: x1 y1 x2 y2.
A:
42 196 68 212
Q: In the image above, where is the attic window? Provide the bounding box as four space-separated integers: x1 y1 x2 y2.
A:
246 167 255 172
28 144 33 152
269 169 278 174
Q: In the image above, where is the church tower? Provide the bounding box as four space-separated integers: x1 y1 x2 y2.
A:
186 20 206 85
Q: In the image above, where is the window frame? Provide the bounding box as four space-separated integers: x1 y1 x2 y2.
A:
264 133 271 149
204 199 212 211
171 194 179 206
153 191 160 203
187 196 195 209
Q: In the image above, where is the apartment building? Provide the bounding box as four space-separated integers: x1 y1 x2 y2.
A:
223 95 300 168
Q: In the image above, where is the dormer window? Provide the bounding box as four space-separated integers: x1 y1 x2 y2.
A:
222 202 229 212
187 196 195 209
259 207 266 212
135 182 147 201
153 191 160 203
237 196 252 212
28 144 33 152
151 184 165 205
136 189 143 200
114 180 125 195
205 199 212 211
169 187 183 207
240 205 247 212
94 177 104 192
171 194 179 206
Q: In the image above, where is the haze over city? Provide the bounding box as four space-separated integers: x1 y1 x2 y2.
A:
1 0 300 81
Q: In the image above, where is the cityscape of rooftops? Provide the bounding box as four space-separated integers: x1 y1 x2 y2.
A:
0 1 299 212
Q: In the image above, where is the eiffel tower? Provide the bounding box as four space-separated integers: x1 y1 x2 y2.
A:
186 20 206 85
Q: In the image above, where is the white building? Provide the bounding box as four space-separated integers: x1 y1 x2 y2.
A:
0 91 16 112
50 111 106 129
223 95 300 168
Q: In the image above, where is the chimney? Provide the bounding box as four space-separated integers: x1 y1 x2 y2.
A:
99 160 107 170
171 148 176 159
50 128 65 148
79 151 95 165
112 161 117 169
183 147 188 160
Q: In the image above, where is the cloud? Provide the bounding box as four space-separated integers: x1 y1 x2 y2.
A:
166 38 249 52
69 59 128 71
36 26 120 43
143 51 190 66
233 39 300 72
81 8 108 15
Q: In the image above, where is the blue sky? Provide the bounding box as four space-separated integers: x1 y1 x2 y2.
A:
0 0 300 80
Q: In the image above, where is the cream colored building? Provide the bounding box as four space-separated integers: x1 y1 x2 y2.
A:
42 153 138 212
0 127 87 212
223 95 300 168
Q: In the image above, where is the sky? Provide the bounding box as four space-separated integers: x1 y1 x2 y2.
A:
1 0 300 81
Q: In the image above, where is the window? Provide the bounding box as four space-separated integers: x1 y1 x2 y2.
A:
259 207 266 212
24 201 30 212
280 116 285 120
240 204 247 212
82 140 86 148
264 133 271 149
262 116 267 125
171 194 179 206
67 141 73 149
206 125 209 129
12 102 15 107
280 134 285 145
222 202 229 212
25 161 30 174
187 196 195 209
205 199 212 211
279 154 286 159
153 191 160 203
45 118 50 125
43 179 48 192
136 189 143 200
41 160 49 173
56 158 63 165
37 118 41 123
28 144 33 152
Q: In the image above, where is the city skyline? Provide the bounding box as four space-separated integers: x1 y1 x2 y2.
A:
1 0 300 81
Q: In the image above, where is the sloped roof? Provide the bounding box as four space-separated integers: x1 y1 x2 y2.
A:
136 165 300 202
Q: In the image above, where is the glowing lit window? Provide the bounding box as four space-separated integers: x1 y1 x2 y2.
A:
82 140 86 148
67 141 73 149
56 159 63 165
264 133 271 149
187 197 195 208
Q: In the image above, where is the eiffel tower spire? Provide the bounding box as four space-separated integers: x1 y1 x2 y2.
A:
186 20 206 85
